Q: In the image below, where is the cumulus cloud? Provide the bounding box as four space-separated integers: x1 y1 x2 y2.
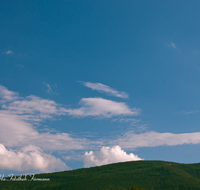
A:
83 145 143 167
82 82 129 99
66 97 140 117
112 131 200 149
0 144 68 172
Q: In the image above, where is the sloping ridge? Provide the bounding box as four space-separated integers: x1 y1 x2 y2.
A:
2 160 200 190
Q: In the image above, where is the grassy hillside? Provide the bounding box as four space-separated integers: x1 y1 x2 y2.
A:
2 160 200 190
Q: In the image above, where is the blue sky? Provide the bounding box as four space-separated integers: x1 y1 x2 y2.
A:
1 0 200 174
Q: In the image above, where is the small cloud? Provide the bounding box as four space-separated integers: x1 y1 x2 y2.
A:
81 82 129 99
168 42 181 53
83 145 143 167
5 50 14 55
111 131 200 149
171 42 176 49
66 97 140 118
43 82 57 94
174 110 199 115
64 156 71 160
3 51 27 56
113 118 139 126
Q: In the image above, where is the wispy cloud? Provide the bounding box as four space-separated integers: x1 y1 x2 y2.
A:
66 97 140 118
112 131 200 149
174 110 199 115
83 145 143 167
5 50 14 55
169 42 181 53
113 118 140 125
0 85 91 151
1 86 138 119
171 42 176 49
3 50 27 56
112 118 148 132
2 95 67 122
81 82 129 99
43 82 57 94
0 84 140 171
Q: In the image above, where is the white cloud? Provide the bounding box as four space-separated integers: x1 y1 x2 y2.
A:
83 145 143 167
0 85 136 152
0 84 67 123
3 95 67 122
5 50 14 55
0 85 18 103
0 144 68 172
0 110 89 150
66 97 140 117
169 42 181 53
112 131 200 149
82 82 129 99
171 42 176 49
0 85 90 151
44 82 52 94
43 82 57 94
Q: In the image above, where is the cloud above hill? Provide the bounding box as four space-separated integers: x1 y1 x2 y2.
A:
83 145 143 167
0 85 91 151
0 144 68 172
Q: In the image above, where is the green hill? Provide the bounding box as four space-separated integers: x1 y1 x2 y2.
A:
2 160 200 190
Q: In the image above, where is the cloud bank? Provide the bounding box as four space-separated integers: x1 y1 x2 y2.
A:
0 110 89 150
112 131 200 149
83 145 143 167
0 144 68 172
82 82 129 98
0 85 90 151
